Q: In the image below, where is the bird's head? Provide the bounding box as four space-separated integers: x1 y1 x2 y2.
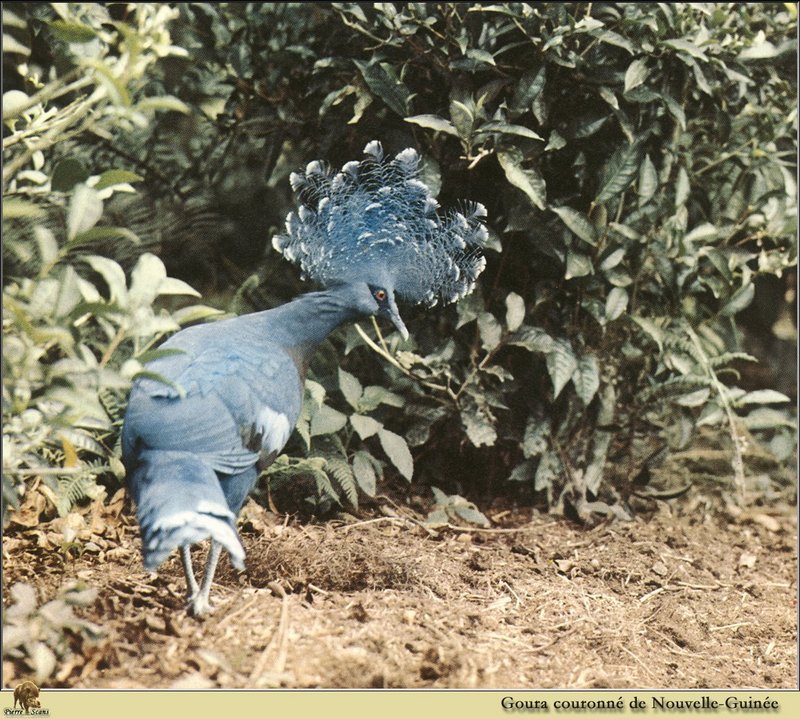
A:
367 283 409 340
345 281 409 340
273 141 488 338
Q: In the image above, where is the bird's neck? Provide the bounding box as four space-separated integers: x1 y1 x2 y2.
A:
264 285 366 362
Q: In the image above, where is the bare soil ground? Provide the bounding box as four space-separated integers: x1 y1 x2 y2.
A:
3 483 797 690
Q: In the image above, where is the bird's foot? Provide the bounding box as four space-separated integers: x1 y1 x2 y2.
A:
187 591 213 618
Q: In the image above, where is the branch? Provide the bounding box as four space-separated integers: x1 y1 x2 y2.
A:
354 323 454 397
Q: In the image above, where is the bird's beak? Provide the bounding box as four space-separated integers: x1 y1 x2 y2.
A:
387 296 409 341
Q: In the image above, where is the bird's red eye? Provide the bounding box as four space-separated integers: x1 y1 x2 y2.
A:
374 289 386 301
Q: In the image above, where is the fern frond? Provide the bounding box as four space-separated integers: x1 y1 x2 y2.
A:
323 453 358 509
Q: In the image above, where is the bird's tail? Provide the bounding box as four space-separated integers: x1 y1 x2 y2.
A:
128 449 245 571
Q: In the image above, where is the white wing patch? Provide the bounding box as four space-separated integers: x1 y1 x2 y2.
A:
256 405 291 454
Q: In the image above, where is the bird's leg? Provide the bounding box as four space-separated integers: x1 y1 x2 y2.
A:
180 545 200 599
188 539 223 617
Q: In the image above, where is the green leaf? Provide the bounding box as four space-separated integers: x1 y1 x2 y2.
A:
497 149 546 210
378 428 413 481
360 385 404 411
460 402 497 447
350 413 382 440
3 197 45 219
675 388 711 407
157 277 202 298
534 449 561 490
507 326 555 353
686 56 711 95
171 305 224 326
478 121 544 141
83 255 127 305
600 247 625 271
605 287 629 321
34 226 58 268
452 503 490 527
632 316 665 351
67 185 103 240
456 291 484 328
595 137 646 204
136 347 186 364
598 86 619 110
54 265 83 318
545 130 567 152
94 169 143 190
675 166 690 208
310 405 348 437
572 354 600 406
638 154 658 206
66 226 141 251
738 41 780 61
305 380 326 408
660 93 686 130
700 248 733 282
508 459 536 482
684 223 718 244
565 250 593 280
574 115 609 139
48 20 96 43
546 339 577 399
352 452 377 496
505 292 525 331
324 455 357 509
743 408 796 430
354 60 409 116
465 47 495 66
551 206 597 245
593 29 636 54
608 222 642 242
405 114 459 137
510 65 546 113
52 159 89 192
719 282 754 317
449 99 474 138
662 38 707 60
3 34 30 56
736 389 791 406
128 253 167 307
523 415 551 458
477 312 502 350
338 368 363 409
3 9 27 30
624 58 649 94
134 96 190 114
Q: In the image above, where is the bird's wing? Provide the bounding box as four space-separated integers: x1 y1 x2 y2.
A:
123 335 302 476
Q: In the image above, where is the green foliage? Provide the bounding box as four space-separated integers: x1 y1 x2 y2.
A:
2 234 218 520
3 5 224 522
266 365 412 512
425 486 491 528
257 3 795 510
3 3 796 520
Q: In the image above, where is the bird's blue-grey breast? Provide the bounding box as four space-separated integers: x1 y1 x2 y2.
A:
122 141 488 615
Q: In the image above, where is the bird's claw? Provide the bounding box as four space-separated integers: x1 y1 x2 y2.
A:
187 592 213 618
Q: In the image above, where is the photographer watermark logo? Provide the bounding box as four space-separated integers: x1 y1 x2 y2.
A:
5 681 49 716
